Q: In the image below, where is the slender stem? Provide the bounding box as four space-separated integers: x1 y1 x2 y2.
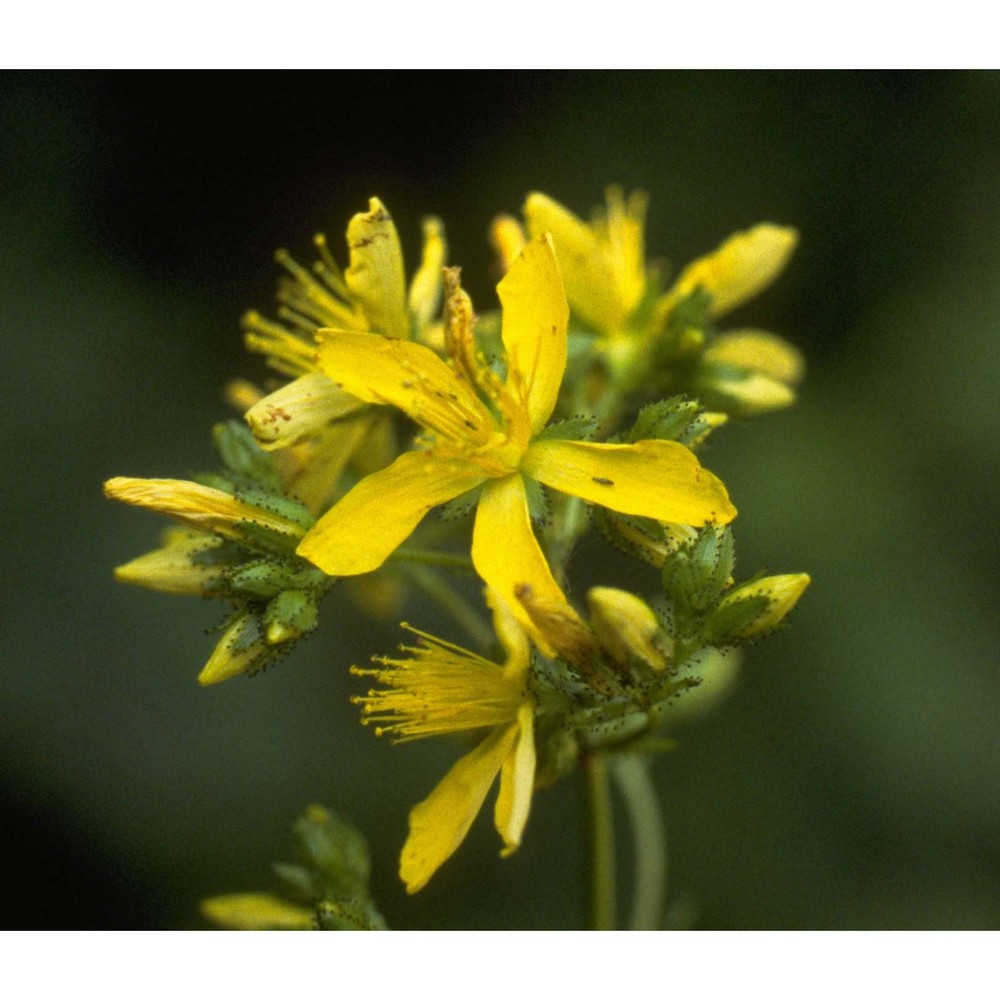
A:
582 753 616 930
399 563 492 649
612 754 667 931
390 546 475 572
548 494 588 579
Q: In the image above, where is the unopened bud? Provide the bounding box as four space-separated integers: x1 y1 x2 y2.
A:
200 893 314 930
587 587 667 671
199 611 270 685
706 573 811 645
264 589 319 645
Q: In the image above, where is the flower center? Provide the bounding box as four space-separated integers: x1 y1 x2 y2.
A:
351 626 524 741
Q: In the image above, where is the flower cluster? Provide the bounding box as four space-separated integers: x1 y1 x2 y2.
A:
106 189 809 913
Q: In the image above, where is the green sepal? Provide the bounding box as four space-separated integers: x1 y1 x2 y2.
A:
229 519 301 558
535 415 599 443
661 526 735 623
272 861 316 902
192 470 239 493
522 474 550 527
702 591 771 646
213 420 283 492
234 488 314 531
439 481 485 521
688 526 735 609
295 806 371 889
229 559 326 600
626 396 703 444
593 507 657 565
651 287 714 376
315 898 387 931
664 287 713 339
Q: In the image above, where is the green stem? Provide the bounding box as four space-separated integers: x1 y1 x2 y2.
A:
582 753 616 930
390 547 475 572
548 494 588 579
611 754 667 931
398 563 492 649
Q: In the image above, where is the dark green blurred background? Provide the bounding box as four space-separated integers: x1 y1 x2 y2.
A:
3 71 999 929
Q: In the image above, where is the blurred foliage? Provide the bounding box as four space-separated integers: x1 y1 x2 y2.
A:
2 71 999 929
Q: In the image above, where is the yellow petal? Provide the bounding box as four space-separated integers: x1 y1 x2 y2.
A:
344 197 409 340
703 328 805 385
314 329 493 442
489 214 527 274
497 234 569 435
297 450 485 576
664 224 798 319
407 216 447 331
224 378 264 414
400 721 518 893
277 412 378 515
524 192 625 332
522 439 737 525
103 478 306 544
601 185 648 322
471 475 569 657
200 893 315 930
486 587 531 683
495 701 536 857
245 372 366 451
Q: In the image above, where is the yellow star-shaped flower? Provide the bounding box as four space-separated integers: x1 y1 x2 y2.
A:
353 591 536 893
240 197 447 513
514 188 804 415
297 235 736 648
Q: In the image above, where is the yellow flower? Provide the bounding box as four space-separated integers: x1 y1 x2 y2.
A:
297 235 735 648
243 197 446 467
519 188 803 413
244 197 446 379
353 592 535 893
523 186 648 336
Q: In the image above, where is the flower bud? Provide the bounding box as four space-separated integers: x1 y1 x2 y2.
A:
103 476 308 556
705 573 811 645
587 587 668 671
113 529 227 597
200 893 315 930
199 611 271 685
